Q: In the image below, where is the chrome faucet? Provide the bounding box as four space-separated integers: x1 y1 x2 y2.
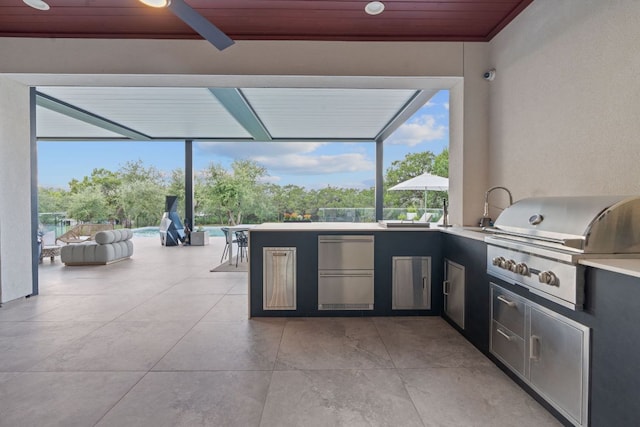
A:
479 186 513 227
438 198 451 227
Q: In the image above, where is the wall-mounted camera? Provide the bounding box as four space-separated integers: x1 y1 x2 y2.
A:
483 69 496 81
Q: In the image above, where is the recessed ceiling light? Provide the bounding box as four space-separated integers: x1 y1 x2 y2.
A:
138 0 171 7
365 1 385 16
23 0 50 11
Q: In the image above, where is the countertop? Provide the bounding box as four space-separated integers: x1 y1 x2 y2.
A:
249 222 640 278
579 258 640 279
250 222 488 241
251 222 438 232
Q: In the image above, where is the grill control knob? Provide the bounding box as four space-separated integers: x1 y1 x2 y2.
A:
538 271 558 286
492 256 505 267
515 263 529 276
508 260 519 273
503 259 516 271
500 258 511 269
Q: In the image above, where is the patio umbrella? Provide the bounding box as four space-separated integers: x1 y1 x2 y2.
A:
388 172 449 215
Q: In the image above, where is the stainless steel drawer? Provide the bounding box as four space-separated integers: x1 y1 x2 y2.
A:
318 235 374 270
491 320 525 376
491 284 525 338
318 270 374 309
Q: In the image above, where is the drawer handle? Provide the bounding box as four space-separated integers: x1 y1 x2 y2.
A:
497 295 516 308
272 253 288 257
443 280 450 295
530 335 540 361
319 273 373 278
496 328 514 341
422 276 427 289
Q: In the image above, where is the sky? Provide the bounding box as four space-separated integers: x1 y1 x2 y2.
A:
38 90 449 190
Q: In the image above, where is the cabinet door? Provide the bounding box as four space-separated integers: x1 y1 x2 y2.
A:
529 307 589 426
444 259 465 329
392 257 431 310
263 247 296 310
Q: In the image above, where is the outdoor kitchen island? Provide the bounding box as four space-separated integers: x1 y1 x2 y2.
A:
248 221 640 426
247 222 473 318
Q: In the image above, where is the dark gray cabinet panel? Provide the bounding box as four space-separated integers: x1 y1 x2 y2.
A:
442 234 489 353
249 230 443 317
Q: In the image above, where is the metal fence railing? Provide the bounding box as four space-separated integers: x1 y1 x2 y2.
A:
317 208 444 223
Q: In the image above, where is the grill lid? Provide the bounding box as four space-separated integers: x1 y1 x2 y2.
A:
492 195 640 253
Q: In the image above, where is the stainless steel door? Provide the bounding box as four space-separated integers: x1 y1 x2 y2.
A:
263 247 296 310
529 306 589 426
444 259 465 328
318 235 374 270
392 256 431 309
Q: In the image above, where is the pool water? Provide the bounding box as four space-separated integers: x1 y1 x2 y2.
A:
132 226 224 238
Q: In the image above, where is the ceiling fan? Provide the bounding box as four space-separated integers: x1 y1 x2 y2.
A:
22 0 235 51
138 0 235 51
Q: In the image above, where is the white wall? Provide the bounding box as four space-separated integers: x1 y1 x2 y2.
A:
0 39 464 77
0 77 34 302
448 43 492 226
488 0 640 217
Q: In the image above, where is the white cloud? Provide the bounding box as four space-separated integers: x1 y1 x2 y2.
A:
253 152 373 175
385 113 447 147
444 102 449 111
196 141 323 158
195 141 373 176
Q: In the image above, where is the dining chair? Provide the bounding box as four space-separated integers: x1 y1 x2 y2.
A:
235 230 249 267
220 227 238 263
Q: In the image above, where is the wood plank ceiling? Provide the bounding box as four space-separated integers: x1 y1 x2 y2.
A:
0 0 534 43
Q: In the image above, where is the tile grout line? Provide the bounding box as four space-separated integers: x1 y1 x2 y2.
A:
91 281 240 426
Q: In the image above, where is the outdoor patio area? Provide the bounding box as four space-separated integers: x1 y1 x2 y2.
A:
0 236 559 426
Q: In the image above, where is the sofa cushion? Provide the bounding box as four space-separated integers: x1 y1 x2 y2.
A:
95 229 133 244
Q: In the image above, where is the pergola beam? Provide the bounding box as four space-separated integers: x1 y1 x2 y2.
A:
208 88 272 141
374 90 439 143
35 92 152 141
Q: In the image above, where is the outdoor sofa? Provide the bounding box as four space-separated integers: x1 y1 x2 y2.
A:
61 229 133 265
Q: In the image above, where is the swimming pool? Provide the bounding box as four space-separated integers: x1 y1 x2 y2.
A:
132 226 225 238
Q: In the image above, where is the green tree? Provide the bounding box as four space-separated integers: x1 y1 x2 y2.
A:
199 160 268 225
167 168 186 216
116 160 167 227
432 149 449 178
118 159 163 185
68 168 123 222
384 150 448 209
38 187 68 214
385 151 436 188
66 187 109 223
119 180 165 227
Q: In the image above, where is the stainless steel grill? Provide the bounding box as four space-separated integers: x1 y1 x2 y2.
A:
485 195 640 310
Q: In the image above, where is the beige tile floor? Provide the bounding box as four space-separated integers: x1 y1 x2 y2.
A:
0 236 561 427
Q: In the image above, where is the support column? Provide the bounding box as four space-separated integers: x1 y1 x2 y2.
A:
375 139 384 221
30 88 39 296
184 140 194 228
0 77 34 303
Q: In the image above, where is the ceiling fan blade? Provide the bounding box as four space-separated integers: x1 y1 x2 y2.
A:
168 0 234 51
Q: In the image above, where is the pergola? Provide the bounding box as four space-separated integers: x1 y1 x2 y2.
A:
34 85 442 222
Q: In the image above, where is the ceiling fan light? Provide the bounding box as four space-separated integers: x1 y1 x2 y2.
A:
138 0 171 8
365 1 385 16
23 0 50 11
